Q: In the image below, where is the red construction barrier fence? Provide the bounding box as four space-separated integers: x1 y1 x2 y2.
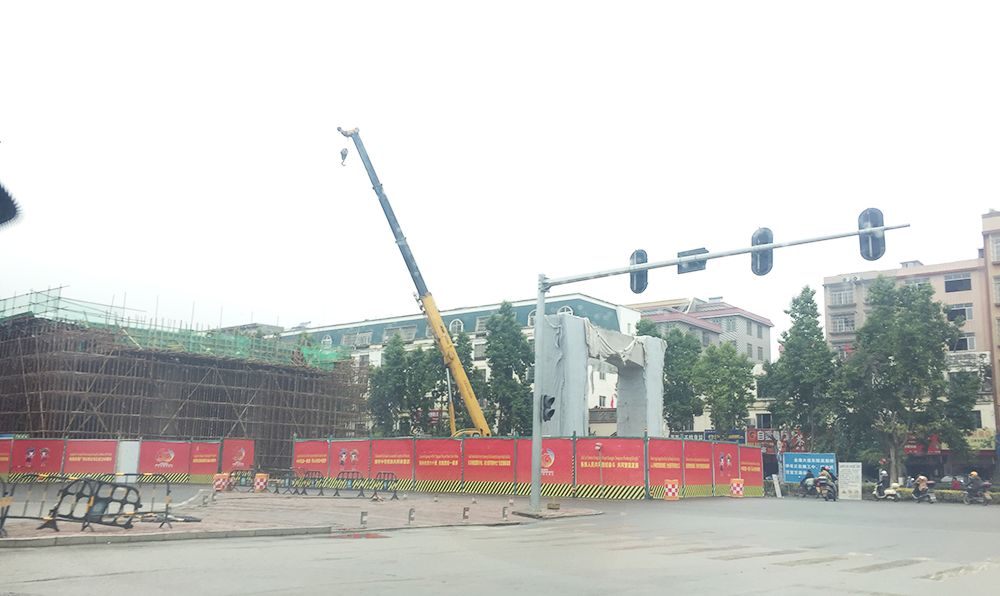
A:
292 440 330 476
139 441 191 481
222 439 255 472
682 441 714 497
330 440 370 477
463 438 515 494
0 439 10 475
647 439 683 499
63 440 117 476
515 437 574 497
370 439 413 486
414 439 462 492
575 438 645 499
739 445 765 496
713 442 740 496
10 439 64 475
189 442 221 481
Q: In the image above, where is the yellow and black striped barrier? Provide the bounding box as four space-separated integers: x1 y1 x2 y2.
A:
743 485 764 497
683 484 713 498
574 484 645 500
514 483 574 498
412 480 461 493
462 481 516 495
134 472 188 484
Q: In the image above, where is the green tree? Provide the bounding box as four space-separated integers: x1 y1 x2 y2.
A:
402 347 446 435
759 287 836 448
636 318 662 338
838 277 974 479
367 334 407 435
662 328 703 431
485 301 534 435
692 342 755 431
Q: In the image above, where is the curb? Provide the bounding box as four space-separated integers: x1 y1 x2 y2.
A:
0 526 333 549
333 520 522 533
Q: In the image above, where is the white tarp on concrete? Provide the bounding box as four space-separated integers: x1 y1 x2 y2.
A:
537 313 666 437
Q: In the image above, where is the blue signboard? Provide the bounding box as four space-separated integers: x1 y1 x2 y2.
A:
782 452 837 483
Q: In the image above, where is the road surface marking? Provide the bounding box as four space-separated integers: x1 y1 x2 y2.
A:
711 549 803 560
921 561 996 581
844 559 924 573
776 555 850 566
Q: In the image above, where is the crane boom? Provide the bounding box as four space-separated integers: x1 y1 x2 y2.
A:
338 127 492 437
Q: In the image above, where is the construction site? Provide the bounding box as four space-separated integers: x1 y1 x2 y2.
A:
0 289 368 470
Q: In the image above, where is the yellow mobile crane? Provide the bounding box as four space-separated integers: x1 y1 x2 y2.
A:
339 127 491 437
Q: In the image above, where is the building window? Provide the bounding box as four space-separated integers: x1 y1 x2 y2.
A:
755 413 772 429
724 318 736 332
947 303 973 323
358 354 370 366
557 306 573 316
969 410 983 429
746 343 753 358
384 326 417 343
944 272 972 293
599 395 607 408
527 310 536 327
829 287 854 306
425 325 435 338
831 315 855 334
756 324 763 339
757 346 764 361
951 333 976 351
449 319 464 334
475 317 490 333
598 370 607 381
746 320 752 335
321 335 333 348
904 277 931 287
341 332 372 347
730 339 737 347
992 235 1000 262
702 331 710 347
473 343 486 360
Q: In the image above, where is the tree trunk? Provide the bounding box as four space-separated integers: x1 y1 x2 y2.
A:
888 443 899 484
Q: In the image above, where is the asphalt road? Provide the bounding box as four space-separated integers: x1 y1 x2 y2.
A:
3 497 999 595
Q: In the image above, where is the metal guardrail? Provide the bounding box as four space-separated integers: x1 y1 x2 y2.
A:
333 471 366 498
371 472 399 500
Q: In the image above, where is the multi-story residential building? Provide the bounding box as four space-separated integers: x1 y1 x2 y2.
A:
630 297 775 433
629 297 773 366
822 211 1000 473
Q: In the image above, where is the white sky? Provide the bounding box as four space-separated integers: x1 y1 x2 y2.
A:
2 2 998 347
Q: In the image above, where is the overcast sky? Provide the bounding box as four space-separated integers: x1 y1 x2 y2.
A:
2 2 997 347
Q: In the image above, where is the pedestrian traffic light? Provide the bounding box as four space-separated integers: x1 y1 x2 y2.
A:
541 395 555 422
629 249 648 294
858 208 885 261
677 248 708 274
0 181 18 228
751 227 773 276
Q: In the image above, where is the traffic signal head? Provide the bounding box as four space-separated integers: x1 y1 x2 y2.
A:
541 395 555 422
629 249 648 294
858 208 885 261
0 181 18 228
751 227 773 276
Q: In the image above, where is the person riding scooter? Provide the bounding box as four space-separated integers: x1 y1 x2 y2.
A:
966 471 985 497
912 475 931 501
876 469 890 497
800 470 816 496
818 466 837 500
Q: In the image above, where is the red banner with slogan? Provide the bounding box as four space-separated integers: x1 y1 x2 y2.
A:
63 440 116 475
330 440 370 476
739 446 764 487
682 440 713 493
371 439 413 481
1 439 13 474
189 442 220 476
292 440 330 475
575 438 644 486
463 439 515 483
221 439 255 472
647 439 683 494
713 442 740 490
515 438 573 484
139 441 191 475
11 439 65 474
414 439 462 482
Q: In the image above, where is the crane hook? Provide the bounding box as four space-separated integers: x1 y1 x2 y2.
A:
340 148 349 166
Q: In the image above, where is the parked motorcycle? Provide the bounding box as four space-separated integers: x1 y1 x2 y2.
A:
872 482 900 501
963 481 993 505
816 476 837 501
798 477 819 498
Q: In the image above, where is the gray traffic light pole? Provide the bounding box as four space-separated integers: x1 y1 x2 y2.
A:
529 221 908 512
